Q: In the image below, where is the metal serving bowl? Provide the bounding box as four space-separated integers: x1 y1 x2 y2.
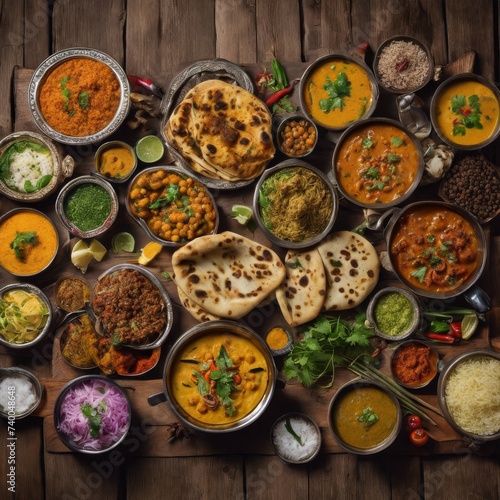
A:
29 47 131 145
55 175 119 239
430 73 500 151
373 35 434 94
299 52 379 132
331 118 425 209
0 367 43 419
437 349 500 443
275 114 318 158
253 159 339 249
126 166 219 248
0 283 53 349
53 375 131 454
150 320 277 433
94 140 138 184
328 379 402 455
0 131 75 202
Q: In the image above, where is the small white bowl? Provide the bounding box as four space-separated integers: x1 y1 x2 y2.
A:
0 367 43 419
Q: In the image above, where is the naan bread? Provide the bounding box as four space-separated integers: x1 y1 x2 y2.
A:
176 285 221 323
172 231 285 319
276 248 326 326
165 79 275 181
317 231 380 311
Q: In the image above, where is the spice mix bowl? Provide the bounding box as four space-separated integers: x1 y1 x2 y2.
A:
55 175 119 238
275 114 318 158
94 140 138 184
29 48 131 145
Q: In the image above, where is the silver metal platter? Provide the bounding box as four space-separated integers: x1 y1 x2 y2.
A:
160 59 259 190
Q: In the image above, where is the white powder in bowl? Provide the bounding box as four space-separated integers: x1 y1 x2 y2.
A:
0 375 38 415
272 414 321 463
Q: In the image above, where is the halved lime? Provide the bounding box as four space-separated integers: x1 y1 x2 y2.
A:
231 204 253 225
461 314 479 340
111 232 135 253
135 135 164 163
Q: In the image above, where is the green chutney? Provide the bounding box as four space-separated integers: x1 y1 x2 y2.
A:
374 292 414 336
63 183 112 232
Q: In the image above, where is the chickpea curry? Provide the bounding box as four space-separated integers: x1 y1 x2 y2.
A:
389 205 480 293
170 333 270 425
128 169 217 243
335 123 421 205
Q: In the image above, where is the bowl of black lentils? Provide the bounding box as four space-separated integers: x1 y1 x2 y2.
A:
438 154 500 224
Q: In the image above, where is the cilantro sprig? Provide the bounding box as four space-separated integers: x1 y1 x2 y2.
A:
450 94 484 136
283 313 376 388
10 231 38 261
80 400 106 438
319 72 352 113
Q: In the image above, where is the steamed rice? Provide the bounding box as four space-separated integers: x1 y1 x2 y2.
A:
444 357 500 436
3 146 53 193
272 415 320 462
376 40 431 91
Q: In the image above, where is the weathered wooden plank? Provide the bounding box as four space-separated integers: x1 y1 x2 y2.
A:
23 0 51 69
44 450 121 499
444 0 495 80
126 456 244 498
215 0 258 64
254 0 302 63
52 0 126 64
0 0 25 137
301 0 323 62
126 0 217 91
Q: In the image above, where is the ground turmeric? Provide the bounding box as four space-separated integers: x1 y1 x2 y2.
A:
266 327 290 351
98 145 135 179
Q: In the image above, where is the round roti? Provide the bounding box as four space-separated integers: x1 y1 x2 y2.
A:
317 231 380 311
176 285 221 323
276 248 326 326
172 231 285 319
165 80 275 181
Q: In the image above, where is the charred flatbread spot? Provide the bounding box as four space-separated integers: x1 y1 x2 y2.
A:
341 249 351 259
214 100 228 111
250 115 262 126
188 274 200 284
261 131 271 143
349 269 358 277
232 269 242 279
234 120 245 131
225 279 232 290
195 290 208 299
239 137 250 146
289 286 297 294
351 259 359 268
299 276 309 287
261 249 273 261
206 144 217 154
367 270 375 278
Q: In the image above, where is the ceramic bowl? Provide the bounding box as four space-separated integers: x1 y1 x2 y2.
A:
55 175 119 238
0 131 75 202
253 159 338 249
0 367 43 419
29 47 131 145
0 283 53 349
54 375 131 454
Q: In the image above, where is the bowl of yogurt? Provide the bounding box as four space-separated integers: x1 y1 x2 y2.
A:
0 367 43 419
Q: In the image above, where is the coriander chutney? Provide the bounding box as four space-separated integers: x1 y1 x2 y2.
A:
374 291 414 336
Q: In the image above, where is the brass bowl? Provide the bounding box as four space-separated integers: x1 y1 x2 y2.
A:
29 47 131 145
0 131 75 202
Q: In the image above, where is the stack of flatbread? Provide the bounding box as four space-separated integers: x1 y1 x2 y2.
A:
165 80 275 181
172 231 285 320
276 231 380 326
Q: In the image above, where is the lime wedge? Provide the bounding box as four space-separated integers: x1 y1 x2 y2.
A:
461 314 479 340
111 232 135 253
89 239 107 261
135 135 164 163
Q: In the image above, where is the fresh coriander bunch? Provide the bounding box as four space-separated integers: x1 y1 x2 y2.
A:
283 312 376 388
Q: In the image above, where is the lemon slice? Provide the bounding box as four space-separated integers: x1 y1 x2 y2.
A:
72 239 89 253
138 241 163 265
111 232 135 253
135 135 164 163
89 239 107 261
71 248 94 274
461 314 479 340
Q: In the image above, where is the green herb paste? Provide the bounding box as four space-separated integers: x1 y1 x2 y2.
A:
374 292 414 336
64 183 112 232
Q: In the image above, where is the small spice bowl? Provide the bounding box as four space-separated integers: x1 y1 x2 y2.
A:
265 326 293 356
55 175 119 238
276 114 318 158
391 340 439 389
0 367 43 419
94 141 138 184
270 412 322 464
366 287 422 341
373 35 434 94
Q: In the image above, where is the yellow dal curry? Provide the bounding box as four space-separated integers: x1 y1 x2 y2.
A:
331 385 398 449
434 79 499 146
0 210 58 276
170 333 269 425
303 59 373 129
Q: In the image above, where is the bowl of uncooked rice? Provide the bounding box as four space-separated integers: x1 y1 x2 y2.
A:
437 349 500 442
374 36 434 93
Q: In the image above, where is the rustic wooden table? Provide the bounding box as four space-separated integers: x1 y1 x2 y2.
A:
1 1 500 499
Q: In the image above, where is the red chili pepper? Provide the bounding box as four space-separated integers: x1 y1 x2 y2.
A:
265 79 299 107
424 332 460 344
396 59 410 73
461 106 472 116
127 74 163 98
449 322 462 338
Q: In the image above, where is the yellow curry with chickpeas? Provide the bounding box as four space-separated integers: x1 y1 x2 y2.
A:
170 333 270 425
128 169 217 243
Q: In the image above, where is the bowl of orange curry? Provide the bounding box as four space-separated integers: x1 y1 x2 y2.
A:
29 48 131 145
385 201 487 300
332 118 425 208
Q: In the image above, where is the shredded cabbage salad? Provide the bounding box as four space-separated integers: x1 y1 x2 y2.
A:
57 379 129 451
